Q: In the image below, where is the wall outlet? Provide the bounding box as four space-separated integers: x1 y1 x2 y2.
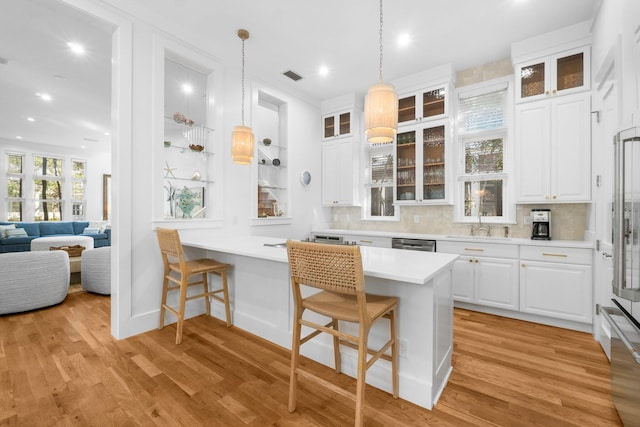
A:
399 338 408 358
413 215 420 224
523 214 531 225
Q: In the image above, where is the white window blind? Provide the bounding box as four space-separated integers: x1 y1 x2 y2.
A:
458 88 507 133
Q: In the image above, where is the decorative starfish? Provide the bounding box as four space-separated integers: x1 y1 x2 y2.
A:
164 161 177 178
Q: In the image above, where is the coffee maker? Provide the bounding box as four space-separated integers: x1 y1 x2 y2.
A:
531 209 551 240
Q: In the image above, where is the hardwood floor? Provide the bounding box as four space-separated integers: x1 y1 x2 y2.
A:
0 291 622 426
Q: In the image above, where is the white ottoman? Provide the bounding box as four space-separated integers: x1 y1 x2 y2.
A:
31 235 94 251
81 247 111 295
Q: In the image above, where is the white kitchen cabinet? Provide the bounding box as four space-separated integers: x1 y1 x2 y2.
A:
438 241 519 310
520 245 593 323
515 91 591 203
397 83 449 126
395 120 449 204
322 110 353 140
515 46 590 103
321 138 360 206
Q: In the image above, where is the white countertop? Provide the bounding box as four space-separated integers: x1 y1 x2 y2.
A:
180 235 458 285
312 228 594 249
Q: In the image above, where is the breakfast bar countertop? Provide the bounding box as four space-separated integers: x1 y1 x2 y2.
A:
180 235 459 285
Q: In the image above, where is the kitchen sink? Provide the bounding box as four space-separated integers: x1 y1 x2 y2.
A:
263 242 287 248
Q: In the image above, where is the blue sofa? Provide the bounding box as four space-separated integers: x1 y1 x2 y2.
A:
0 221 111 253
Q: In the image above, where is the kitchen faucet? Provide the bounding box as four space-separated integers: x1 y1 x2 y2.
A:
472 212 491 236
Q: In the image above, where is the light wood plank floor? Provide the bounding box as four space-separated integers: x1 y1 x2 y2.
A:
0 291 622 426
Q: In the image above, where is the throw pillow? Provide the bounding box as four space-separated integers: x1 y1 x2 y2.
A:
83 227 101 235
6 228 27 237
89 221 107 233
0 224 16 238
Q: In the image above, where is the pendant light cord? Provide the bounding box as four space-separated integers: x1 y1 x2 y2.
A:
378 0 384 82
241 37 246 126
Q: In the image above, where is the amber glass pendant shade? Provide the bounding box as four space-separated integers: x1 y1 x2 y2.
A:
365 82 398 143
231 125 255 165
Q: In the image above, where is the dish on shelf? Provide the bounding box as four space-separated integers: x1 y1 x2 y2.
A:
263 138 272 146
189 144 204 152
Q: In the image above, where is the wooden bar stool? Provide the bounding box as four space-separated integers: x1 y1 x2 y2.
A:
286 240 399 427
156 227 231 344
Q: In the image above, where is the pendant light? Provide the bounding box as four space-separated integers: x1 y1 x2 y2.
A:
231 29 255 164
364 0 398 144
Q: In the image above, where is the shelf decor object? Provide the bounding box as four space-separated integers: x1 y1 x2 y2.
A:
364 0 398 144
231 29 255 165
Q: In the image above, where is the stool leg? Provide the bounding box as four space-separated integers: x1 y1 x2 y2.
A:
221 269 231 327
159 271 169 330
202 273 211 316
332 318 341 373
390 308 399 399
354 324 368 427
288 305 303 412
176 276 188 345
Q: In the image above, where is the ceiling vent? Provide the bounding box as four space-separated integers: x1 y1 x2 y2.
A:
0 57 8 65
283 70 303 82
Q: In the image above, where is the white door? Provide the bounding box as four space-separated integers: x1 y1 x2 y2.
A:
516 101 551 202
551 92 591 201
592 42 621 356
475 257 519 310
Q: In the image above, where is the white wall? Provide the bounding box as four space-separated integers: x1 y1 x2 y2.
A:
55 0 329 338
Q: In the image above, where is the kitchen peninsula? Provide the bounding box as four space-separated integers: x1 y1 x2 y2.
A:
180 235 458 410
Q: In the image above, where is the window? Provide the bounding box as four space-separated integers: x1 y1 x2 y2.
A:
71 160 86 220
364 143 397 219
6 153 25 221
456 80 511 222
33 155 64 221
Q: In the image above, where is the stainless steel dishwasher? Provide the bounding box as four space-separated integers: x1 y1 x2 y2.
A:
391 237 436 252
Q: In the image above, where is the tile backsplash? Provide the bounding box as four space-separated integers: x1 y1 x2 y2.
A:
329 204 589 241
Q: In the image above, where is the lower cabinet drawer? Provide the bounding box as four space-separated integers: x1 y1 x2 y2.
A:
520 245 592 265
343 235 391 248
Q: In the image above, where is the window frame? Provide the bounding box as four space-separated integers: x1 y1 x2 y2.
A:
362 142 399 221
71 159 87 220
454 76 515 224
5 152 26 222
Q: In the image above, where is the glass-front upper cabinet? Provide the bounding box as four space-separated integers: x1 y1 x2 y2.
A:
322 110 352 140
516 46 590 102
397 86 447 126
396 121 447 204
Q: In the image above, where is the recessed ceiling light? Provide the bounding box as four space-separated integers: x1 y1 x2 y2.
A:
67 42 86 55
16 136 22 139
398 33 411 48
181 83 193 94
104 131 110 136
80 145 87 149
35 92 52 101
27 117 35 122
319 65 329 77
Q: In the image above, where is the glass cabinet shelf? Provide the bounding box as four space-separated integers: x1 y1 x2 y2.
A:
396 123 446 202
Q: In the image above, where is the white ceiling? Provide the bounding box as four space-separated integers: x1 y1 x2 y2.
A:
0 0 601 152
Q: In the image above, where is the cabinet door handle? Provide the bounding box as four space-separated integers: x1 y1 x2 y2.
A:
552 89 557 94
464 248 484 252
521 263 526 267
359 240 373 244
542 253 568 258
